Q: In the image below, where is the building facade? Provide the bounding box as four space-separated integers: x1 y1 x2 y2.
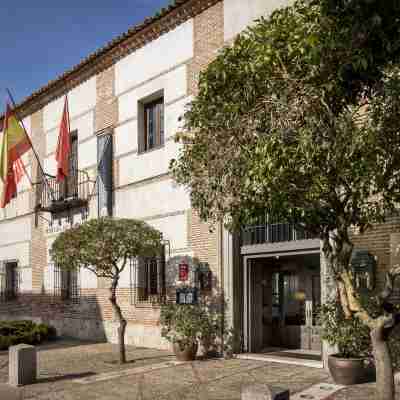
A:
0 0 399 366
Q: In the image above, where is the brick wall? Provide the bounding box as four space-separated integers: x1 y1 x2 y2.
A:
95 66 118 133
188 1 224 96
351 216 400 291
30 109 47 294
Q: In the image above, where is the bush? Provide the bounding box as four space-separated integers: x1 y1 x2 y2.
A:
160 302 221 351
0 320 57 350
318 299 372 359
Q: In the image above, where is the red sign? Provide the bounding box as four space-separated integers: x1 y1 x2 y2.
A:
179 262 189 281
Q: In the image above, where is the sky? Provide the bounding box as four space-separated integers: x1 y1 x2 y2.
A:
0 1 172 113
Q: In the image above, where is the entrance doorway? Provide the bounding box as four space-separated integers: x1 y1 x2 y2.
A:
246 253 321 359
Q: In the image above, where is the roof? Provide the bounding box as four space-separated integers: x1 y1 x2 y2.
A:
1 0 220 125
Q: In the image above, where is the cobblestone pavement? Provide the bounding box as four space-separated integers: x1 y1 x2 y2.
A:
0 339 398 399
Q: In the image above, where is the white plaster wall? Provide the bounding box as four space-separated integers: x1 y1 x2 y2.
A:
19 266 32 293
115 178 190 220
44 156 57 177
114 120 137 157
224 0 291 41
43 263 54 293
80 267 97 289
119 263 131 289
78 136 97 170
118 64 188 124
115 21 193 96
43 77 96 132
46 111 94 155
147 213 188 251
118 140 182 185
0 241 30 267
0 215 31 246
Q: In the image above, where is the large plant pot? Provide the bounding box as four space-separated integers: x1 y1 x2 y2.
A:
328 354 375 385
173 341 198 361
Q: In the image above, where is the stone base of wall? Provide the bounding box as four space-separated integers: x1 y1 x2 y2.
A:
103 321 170 350
0 313 169 350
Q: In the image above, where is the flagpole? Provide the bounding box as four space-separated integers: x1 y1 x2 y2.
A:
5 88 56 202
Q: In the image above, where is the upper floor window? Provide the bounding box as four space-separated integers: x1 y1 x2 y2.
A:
0 261 18 302
139 96 164 153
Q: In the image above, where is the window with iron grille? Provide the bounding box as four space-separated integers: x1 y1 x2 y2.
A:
54 264 80 302
138 96 164 153
130 248 166 304
0 261 18 302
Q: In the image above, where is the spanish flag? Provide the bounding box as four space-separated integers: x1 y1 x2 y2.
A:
0 105 31 207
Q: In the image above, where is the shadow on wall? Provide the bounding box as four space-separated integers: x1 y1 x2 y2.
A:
0 293 107 343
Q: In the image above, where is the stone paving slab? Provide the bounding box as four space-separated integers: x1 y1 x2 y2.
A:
0 340 399 399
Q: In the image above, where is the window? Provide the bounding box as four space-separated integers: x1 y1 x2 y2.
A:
130 248 166 304
61 130 78 199
97 133 113 217
0 261 18 302
139 96 164 153
54 264 79 302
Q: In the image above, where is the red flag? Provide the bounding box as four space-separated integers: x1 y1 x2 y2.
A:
55 96 71 182
13 157 25 184
0 164 17 208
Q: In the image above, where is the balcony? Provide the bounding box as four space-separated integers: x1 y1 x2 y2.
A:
37 170 93 214
242 216 316 246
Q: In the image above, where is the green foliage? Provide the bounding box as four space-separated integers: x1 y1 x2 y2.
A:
0 320 56 350
171 0 400 234
160 302 221 349
319 299 372 358
50 217 163 278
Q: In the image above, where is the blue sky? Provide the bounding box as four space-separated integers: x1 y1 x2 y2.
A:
0 1 172 112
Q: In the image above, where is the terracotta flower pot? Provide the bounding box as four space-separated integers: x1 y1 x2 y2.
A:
328 354 375 385
173 341 198 361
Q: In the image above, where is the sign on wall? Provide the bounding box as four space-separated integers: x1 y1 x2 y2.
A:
178 261 189 282
176 287 198 305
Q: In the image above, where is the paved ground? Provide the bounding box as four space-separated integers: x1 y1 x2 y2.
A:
0 339 396 399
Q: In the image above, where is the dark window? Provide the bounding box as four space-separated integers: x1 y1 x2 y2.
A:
140 98 164 153
61 130 78 199
97 133 113 217
54 264 79 302
0 261 18 302
130 248 166 304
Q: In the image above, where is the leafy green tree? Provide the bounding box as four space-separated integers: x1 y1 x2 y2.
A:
51 217 163 364
171 1 400 399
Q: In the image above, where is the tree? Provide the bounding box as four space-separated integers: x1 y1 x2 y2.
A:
50 217 163 364
170 1 400 399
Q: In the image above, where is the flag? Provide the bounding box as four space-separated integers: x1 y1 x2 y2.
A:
13 157 25 184
0 164 17 208
0 104 31 183
55 96 71 182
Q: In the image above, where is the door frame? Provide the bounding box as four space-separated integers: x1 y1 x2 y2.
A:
243 249 320 353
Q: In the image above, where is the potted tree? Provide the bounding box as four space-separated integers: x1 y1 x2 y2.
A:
160 302 220 361
160 304 201 361
319 299 375 385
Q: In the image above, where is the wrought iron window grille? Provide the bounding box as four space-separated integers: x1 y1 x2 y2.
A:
0 261 19 302
130 249 166 305
54 264 80 303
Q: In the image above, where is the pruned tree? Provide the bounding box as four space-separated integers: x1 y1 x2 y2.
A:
50 217 163 364
170 1 400 399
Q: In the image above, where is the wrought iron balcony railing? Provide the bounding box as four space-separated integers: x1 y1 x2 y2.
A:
37 170 93 214
242 215 316 246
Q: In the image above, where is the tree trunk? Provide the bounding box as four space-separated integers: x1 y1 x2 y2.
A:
371 326 395 400
109 278 127 364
